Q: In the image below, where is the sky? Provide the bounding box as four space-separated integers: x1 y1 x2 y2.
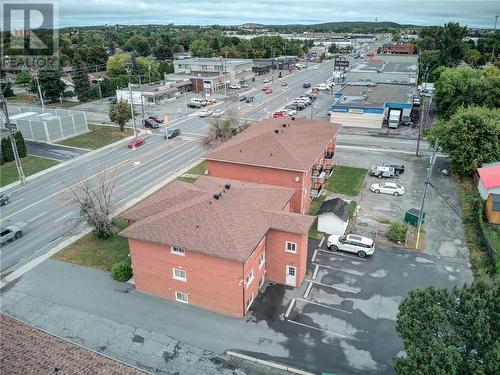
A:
52 1 500 28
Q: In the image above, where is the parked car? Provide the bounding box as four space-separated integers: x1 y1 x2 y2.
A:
285 103 299 111
316 83 328 91
108 97 117 104
241 83 249 88
191 98 207 106
198 108 213 117
212 109 225 118
272 111 289 119
239 95 247 102
370 182 405 196
148 115 164 123
143 118 160 129
327 234 375 258
0 222 27 245
283 108 297 116
187 102 203 109
128 138 145 148
295 102 306 110
263 78 271 83
265 88 273 94
0 194 9 206
303 82 311 88
299 96 312 105
370 165 395 179
245 96 255 103
229 84 241 89
383 163 405 174
165 129 181 139
281 82 288 86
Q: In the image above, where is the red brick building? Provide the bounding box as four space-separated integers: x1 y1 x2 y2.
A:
121 177 314 318
205 118 342 214
381 43 415 55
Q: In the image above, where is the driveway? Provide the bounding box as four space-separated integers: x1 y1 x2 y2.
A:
27 141 89 161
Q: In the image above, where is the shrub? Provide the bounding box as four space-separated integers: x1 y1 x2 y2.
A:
15 131 27 158
388 221 408 243
111 259 133 282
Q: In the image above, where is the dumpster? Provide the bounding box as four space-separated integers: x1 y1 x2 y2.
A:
404 208 426 226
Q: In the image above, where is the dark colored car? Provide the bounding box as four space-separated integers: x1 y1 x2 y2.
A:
128 138 145 148
303 82 311 88
239 95 247 102
166 129 181 139
384 163 405 174
143 118 160 129
148 115 164 123
296 102 306 110
187 102 202 109
0 194 9 206
108 97 117 104
245 96 255 103
285 103 299 111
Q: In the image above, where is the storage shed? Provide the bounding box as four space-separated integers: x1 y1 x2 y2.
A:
486 193 500 225
317 198 350 235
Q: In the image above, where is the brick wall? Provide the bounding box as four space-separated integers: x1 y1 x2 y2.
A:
243 236 267 312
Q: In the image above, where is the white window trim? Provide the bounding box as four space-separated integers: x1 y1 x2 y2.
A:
285 241 297 254
173 268 187 282
246 292 254 311
259 275 265 289
171 246 185 256
245 269 254 288
175 291 188 304
259 252 266 269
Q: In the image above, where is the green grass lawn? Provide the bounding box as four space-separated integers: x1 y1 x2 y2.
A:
307 195 326 239
53 219 130 271
0 156 59 187
327 166 367 196
57 124 133 150
176 160 207 182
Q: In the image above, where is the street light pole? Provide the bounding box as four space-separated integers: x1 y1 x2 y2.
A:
126 63 137 137
0 83 26 184
138 74 145 127
271 46 275 83
416 64 429 156
33 71 44 109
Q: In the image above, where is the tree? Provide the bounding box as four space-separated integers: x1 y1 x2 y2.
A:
16 71 31 85
14 131 26 158
189 39 212 57
204 110 246 147
395 276 500 375
466 49 482 67
428 107 500 175
109 100 133 132
73 51 92 102
0 68 14 97
33 69 66 101
438 22 467 67
1 137 14 162
106 53 132 77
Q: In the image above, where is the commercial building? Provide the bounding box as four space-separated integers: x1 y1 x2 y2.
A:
173 58 254 86
3 105 88 143
116 83 179 105
346 55 419 85
307 46 327 60
205 118 342 214
253 56 299 74
381 43 415 55
330 82 415 129
121 176 314 318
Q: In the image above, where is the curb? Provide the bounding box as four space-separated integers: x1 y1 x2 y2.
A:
0 157 202 289
226 351 315 375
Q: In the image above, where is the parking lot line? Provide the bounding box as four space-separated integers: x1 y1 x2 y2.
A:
318 236 325 248
314 263 365 276
317 249 367 261
304 282 313 298
296 298 351 315
312 264 319 279
305 279 359 294
311 249 318 263
284 298 296 319
286 319 346 338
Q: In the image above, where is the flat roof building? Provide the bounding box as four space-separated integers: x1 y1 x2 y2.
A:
346 55 419 85
173 58 254 86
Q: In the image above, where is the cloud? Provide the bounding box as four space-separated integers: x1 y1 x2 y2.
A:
57 0 499 28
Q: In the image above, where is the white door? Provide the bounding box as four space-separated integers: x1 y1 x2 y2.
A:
286 266 297 286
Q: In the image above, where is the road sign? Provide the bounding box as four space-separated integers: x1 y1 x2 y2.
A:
334 59 350 68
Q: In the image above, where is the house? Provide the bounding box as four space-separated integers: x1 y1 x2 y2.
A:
317 198 351 235
120 176 314 318
485 193 500 224
477 163 500 199
204 117 342 214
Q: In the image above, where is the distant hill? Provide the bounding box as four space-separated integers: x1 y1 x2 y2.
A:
252 21 422 33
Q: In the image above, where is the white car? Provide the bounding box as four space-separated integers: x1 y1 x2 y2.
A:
263 78 271 83
212 109 225 118
316 83 328 91
299 96 312 104
229 84 241 90
327 234 375 258
293 97 309 105
370 182 405 196
283 108 297 116
198 109 213 117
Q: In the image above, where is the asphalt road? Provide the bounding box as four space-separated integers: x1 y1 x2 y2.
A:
0 48 425 277
26 141 89 161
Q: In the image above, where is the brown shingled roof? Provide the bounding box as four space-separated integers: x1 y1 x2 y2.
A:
120 177 314 262
204 118 341 171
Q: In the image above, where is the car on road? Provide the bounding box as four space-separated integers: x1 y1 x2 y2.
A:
187 102 203 109
147 115 164 123
370 182 405 196
191 98 207 106
303 82 311 88
370 165 396 179
262 86 271 91
165 129 181 139
245 96 255 103
0 194 9 206
212 109 225 118
229 84 241 90
143 118 160 129
316 83 329 91
263 78 271 83
281 82 288 86
383 163 405 174
239 95 247 102
198 108 213 117
128 138 145 148
265 88 273 94
272 111 289 119
205 98 217 105
327 234 375 258
0 222 27 245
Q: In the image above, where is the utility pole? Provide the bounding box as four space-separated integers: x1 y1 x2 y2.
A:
33 70 44 109
0 82 26 184
126 63 137 137
95 66 102 99
416 64 429 156
138 74 145 127
415 141 438 249
224 53 228 108
148 65 152 83
271 46 275 83
492 15 498 63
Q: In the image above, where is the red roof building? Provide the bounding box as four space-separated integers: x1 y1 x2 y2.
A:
121 177 314 317
205 117 342 214
477 163 500 199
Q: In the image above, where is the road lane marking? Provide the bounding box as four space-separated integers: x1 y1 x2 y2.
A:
28 211 47 223
286 319 346 338
296 297 351 315
54 212 72 223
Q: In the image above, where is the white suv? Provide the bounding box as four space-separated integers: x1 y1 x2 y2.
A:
327 234 375 258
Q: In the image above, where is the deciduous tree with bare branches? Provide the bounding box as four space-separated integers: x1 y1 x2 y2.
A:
204 109 249 148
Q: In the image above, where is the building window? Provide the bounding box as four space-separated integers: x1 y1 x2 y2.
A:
175 291 188 303
259 252 266 269
246 293 254 311
171 246 185 256
245 269 254 288
259 275 265 289
173 268 187 281
286 241 297 253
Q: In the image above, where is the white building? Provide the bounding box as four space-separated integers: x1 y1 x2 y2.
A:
173 58 254 85
317 198 351 235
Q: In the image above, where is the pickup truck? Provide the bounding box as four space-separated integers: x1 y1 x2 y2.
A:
0 222 27 245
